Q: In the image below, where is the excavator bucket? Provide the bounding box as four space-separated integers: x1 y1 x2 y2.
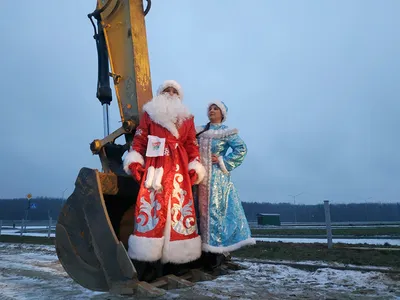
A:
55 168 141 293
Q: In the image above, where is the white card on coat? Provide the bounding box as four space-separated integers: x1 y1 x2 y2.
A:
146 135 166 157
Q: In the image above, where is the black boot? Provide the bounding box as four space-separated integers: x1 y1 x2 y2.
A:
131 260 161 282
163 262 190 276
202 252 217 271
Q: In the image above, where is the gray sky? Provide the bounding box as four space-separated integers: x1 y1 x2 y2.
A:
1 1 399 204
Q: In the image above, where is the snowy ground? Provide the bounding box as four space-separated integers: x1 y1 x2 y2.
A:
0 243 399 299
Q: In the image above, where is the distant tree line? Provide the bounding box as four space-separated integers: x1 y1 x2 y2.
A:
0 197 63 221
0 198 399 222
243 202 400 222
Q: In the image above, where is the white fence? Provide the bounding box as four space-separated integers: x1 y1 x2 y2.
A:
0 218 55 238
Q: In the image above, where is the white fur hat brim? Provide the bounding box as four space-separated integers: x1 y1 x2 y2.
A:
157 80 184 100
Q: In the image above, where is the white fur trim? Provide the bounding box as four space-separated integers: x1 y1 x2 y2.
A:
218 156 229 174
152 167 164 191
123 150 144 175
197 128 238 139
157 80 184 100
144 166 155 189
162 235 202 264
208 100 227 122
202 238 256 254
188 160 206 184
162 195 172 263
127 234 164 262
144 167 164 190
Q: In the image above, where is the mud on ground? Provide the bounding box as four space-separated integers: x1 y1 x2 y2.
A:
234 241 400 269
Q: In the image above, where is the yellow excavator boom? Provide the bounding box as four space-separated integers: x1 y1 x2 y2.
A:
97 0 152 121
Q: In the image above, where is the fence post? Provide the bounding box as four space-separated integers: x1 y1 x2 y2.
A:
48 217 52 238
324 200 333 249
21 219 24 237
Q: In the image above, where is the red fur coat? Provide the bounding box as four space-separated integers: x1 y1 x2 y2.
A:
123 109 205 264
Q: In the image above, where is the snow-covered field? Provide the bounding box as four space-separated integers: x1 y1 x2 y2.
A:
0 242 399 299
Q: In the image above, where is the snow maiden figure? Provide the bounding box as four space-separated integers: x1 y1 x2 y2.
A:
196 101 255 262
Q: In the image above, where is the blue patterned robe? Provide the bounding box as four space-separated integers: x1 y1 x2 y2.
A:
196 123 255 253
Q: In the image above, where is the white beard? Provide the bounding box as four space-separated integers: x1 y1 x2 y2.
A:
143 94 191 138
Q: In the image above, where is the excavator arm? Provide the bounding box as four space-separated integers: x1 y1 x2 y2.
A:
93 0 152 121
88 0 152 174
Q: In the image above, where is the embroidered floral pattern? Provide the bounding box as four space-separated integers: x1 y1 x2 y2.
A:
171 164 197 235
135 190 161 233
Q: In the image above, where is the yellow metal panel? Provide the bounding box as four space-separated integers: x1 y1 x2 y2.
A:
97 0 152 122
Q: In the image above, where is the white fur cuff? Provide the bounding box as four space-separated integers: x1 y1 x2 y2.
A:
218 156 229 174
123 150 144 175
188 160 206 184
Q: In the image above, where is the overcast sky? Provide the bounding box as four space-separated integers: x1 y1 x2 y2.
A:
1 1 399 204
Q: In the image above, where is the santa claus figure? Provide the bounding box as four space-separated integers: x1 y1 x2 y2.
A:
123 80 206 265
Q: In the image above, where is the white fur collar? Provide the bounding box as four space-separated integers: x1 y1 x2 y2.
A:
143 97 191 138
196 126 238 139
